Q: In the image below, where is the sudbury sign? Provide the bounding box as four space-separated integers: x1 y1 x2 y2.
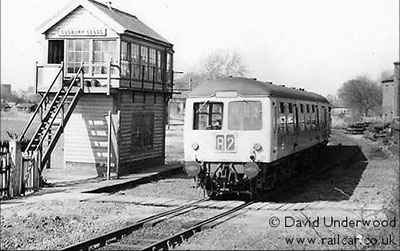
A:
59 28 107 36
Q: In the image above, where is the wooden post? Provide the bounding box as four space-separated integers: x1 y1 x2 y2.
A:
9 140 22 197
35 61 39 94
107 111 111 180
80 62 84 90
107 61 111 96
115 111 120 179
33 152 40 191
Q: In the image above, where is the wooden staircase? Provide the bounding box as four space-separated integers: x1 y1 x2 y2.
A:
20 64 84 175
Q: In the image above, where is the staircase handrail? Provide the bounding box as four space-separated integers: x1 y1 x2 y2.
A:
24 83 68 153
34 66 83 152
19 63 64 141
40 88 83 169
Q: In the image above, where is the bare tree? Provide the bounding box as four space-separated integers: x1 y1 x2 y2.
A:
337 76 382 116
202 50 247 80
176 50 247 89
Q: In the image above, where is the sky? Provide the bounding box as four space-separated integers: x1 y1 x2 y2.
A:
1 0 399 96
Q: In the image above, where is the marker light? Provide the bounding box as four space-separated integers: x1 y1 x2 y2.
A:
253 143 262 152
192 142 199 151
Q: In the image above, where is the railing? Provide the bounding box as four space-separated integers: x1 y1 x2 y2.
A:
21 64 64 141
22 152 39 192
36 63 64 93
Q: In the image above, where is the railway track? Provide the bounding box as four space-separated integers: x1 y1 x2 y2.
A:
62 145 361 251
61 198 254 251
61 198 208 251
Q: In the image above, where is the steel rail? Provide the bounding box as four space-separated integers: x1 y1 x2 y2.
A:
61 198 209 251
140 200 256 251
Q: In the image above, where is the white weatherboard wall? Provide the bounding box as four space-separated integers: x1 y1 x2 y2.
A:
64 95 114 166
46 6 118 39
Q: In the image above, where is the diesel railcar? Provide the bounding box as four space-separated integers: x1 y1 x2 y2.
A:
184 77 331 198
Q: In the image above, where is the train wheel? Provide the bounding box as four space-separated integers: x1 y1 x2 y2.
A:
206 189 217 199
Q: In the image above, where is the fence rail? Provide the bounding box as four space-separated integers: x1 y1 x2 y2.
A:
0 140 39 199
0 141 11 198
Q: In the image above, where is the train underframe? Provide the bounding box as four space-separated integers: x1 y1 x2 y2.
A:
194 143 327 199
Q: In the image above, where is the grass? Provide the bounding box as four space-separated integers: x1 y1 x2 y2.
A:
1 110 39 140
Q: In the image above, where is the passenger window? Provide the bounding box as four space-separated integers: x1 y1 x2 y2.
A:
311 105 317 129
193 102 223 130
306 104 312 130
287 103 294 132
278 102 286 132
300 104 306 131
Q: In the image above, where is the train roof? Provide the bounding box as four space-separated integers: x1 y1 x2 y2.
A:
188 77 329 103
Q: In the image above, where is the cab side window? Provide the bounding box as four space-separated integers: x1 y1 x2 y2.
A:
193 102 223 130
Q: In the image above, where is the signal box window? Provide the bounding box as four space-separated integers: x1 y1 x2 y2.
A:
229 101 262 130
131 113 154 151
93 40 116 75
66 40 90 74
193 102 223 130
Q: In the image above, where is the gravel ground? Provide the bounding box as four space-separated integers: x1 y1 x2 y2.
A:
0 129 398 250
0 200 166 250
176 130 400 250
119 172 205 200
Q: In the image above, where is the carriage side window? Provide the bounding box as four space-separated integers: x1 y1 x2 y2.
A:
193 102 223 130
311 105 317 129
300 104 306 131
229 101 262 130
278 102 286 132
294 104 299 129
287 103 294 132
306 104 312 130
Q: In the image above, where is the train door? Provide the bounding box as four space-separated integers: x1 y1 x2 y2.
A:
272 100 279 160
293 104 299 151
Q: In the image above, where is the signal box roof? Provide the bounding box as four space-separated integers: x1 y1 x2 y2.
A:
189 77 329 103
37 0 171 46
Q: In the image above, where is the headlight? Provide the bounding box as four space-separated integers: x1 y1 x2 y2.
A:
253 143 262 152
192 142 199 151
